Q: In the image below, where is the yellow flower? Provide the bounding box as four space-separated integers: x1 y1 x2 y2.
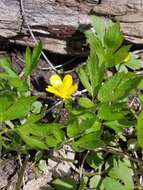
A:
46 74 78 99
124 53 132 63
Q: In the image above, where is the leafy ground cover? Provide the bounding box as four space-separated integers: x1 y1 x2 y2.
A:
1 16 143 190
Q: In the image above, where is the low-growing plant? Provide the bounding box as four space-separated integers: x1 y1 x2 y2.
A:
1 16 143 189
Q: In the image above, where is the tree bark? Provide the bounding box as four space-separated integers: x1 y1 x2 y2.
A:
1 0 143 55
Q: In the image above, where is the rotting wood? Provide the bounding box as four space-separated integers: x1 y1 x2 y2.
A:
1 0 143 55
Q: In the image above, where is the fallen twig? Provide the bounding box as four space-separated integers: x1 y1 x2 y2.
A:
19 0 58 73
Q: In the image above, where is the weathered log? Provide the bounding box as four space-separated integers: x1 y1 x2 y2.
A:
1 0 143 55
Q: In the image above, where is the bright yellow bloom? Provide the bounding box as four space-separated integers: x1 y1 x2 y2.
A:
124 53 132 63
46 74 78 99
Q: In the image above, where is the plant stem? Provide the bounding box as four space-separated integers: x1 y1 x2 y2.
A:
15 154 29 190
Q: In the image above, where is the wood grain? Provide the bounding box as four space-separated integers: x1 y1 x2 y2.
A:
1 0 143 54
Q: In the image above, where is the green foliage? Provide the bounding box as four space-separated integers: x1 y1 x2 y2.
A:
0 42 43 151
89 175 104 190
74 16 143 189
103 177 126 190
103 158 134 190
98 72 141 102
67 115 95 138
0 57 18 78
98 102 126 121
106 45 131 67
126 54 143 70
91 16 106 42
136 111 143 148
31 101 43 114
87 157 134 190
24 41 42 76
73 130 104 150
79 97 95 108
79 66 93 96
108 159 134 189
26 114 43 124
16 123 64 149
9 78 29 92
86 152 104 169
104 22 124 52
52 177 77 190
79 50 104 97
3 96 37 121
85 31 104 61
0 16 143 190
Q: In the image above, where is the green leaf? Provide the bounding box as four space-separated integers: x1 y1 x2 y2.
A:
0 73 11 80
54 128 65 142
98 103 125 121
86 152 104 169
85 31 104 60
73 131 104 150
16 123 64 138
126 56 143 70
46 128 65 148
138 80 143 89
116 64 128 73
34 151 43 162
79 67 93 96
78 49 104 97
139 95 143 106
46 135 60 147
79 97 95 108
26 114 43 124
108 159 134 189
38 160 48 172
9 78 29 92
31 101 42 114
67 118 94 138
0 93 14 111
98 72 142 102
31 41 42 71
24 47 32 76
0 93 15 122
104 22 124 52
16 123 64 149
87 51 99 94
105 120 131 132
106 45 131 67
89 175 104 190
0 57 18 78
78 176 88 190
52 177 77 190
91 16 106 43
136 111 143 148
20 134 48 149
67 112 96 138
87 50 105 95
103 177 126 190
24 42 42 76
3 96 37 121
0 135 2 152
84 121 101 134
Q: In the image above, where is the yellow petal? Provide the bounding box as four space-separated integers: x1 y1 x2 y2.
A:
46 86 61 97
66 83 78 96
124 53 132 63
60 93 71 99
50 74 63 88
63 74 73 89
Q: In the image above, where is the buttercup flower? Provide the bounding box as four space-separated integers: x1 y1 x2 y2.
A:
46 74 78 99
124 53 132 63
